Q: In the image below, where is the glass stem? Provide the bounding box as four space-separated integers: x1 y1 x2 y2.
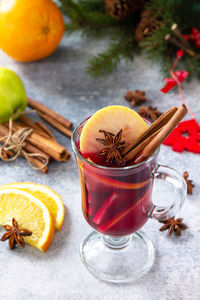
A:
101 234 131 249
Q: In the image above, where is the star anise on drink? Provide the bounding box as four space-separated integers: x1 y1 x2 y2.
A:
159 216 188 236
183 171 195 195
1 218 32 250
125 90 147 106
96 129 125 164
138 105 163 122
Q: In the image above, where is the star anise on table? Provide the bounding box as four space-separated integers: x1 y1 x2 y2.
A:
96 129 125 164
138 105 163 122
183 171 195 195
1 218 32 250
125 90 147 107
159 216 188 236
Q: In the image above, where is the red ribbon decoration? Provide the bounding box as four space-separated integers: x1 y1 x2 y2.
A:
160 70 189 93
160 49 200 154
161 50 195 119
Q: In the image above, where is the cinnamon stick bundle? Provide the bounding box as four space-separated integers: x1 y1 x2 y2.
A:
0 124 48 173
12 122 71 162
4 122 50 163
28 97 73 129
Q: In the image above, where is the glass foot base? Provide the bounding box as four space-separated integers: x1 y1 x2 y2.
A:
80 231 155 283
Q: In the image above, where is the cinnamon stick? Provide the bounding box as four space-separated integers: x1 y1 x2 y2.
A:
124 129 162 162
37 111 72 139
1 149 14 160
134 104 188 163
28 97 73 129
12 122 71 161
123 106 178 160
20 115 42 132
20 115 52 139
4 122 50 163
0 125 48 173
26 156 48 173
35 121 56 140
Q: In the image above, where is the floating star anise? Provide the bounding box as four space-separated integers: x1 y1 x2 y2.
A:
1 218 32 250
96 129 125 164
183 171 195 195
159 216 188 236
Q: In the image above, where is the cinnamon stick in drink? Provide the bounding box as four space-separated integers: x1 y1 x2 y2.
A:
123 106 178 161
27 97 73 129
37 111 72 139
134 104 188 163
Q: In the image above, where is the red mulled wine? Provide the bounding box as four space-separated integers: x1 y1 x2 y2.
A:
76 148 157 237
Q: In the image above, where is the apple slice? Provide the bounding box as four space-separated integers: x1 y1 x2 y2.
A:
80 105 147 164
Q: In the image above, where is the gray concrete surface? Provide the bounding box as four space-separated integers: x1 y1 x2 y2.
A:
0 33 199 300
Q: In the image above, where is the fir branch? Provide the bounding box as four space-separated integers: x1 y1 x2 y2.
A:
87 42 123 77
60 0 200 78
185 56 200 79
141 24 171 60
64 23 81 34
60 0 117 37
87 34 137 77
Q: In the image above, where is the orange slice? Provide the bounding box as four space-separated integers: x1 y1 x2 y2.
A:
83 166 150 190
0 182 64 230
0 188 54 252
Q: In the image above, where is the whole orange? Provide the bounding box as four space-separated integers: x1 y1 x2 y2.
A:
0 0 65 62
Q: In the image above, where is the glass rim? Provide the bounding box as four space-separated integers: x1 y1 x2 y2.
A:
71 118 160 171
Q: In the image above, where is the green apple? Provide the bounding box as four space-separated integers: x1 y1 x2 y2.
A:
0 67 27 123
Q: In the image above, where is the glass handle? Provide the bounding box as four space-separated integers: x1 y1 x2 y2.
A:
148 165 187 221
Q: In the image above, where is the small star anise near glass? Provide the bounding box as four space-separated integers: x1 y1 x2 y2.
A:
96 129 125 164
138 105 163 122
183 171 195 195
125 90 147 107
1 218 32 250
159 216 188 236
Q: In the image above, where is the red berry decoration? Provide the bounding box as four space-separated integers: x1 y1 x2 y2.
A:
191 27 200 48
176 50 184 58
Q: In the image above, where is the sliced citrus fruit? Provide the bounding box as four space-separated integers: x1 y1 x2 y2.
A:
80 105 147 163
0 188 54 252
0 182 64 230
83 166 149 190
98 186 152 233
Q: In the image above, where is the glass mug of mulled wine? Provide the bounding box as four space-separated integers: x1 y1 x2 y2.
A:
72 107 187 283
